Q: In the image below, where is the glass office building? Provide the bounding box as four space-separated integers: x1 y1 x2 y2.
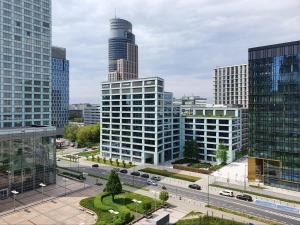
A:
0 0 56 199
51 46 69 135
248 41 300 191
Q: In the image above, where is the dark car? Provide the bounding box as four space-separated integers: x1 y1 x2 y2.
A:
162 185 167 190
236 194 253 202
92 164 99 168
141 173 150 178
119 169 128 174
188 184 201 190
151 176 161 181
131 171 140 176
112 168 120 172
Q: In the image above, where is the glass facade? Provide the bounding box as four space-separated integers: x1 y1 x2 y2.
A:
51 47 69 132
248 41 300 191
0 127 56 199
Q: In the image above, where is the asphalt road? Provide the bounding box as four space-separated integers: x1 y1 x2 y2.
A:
57 160 300 225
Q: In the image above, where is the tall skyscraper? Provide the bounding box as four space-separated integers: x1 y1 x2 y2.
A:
248 41 300 191
0 0 56 198
108 18 138 81
51 46 69 135
214 64 248 108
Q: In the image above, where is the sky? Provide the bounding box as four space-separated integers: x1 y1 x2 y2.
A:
52 0 300 104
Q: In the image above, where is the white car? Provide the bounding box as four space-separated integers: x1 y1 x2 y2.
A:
219 190 234 197
147 180 158 186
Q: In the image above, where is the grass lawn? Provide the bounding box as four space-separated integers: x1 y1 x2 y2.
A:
77 150 99 157
140 168 200 182
87 158 135 168
80 191 162 225
176 215 246 225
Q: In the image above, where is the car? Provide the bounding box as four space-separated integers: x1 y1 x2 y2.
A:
56 158 60 161
119 169 128 174
70 143 75 147
236 194 253 202
141 173 150 178
92 164 99 168
161 185 167 190
131 171 140 176
147 180 158 186
151 176 161 181
188 184 201 190
145 213 153 219
219 190 234 197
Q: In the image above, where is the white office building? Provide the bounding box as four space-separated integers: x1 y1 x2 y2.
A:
83 104 100 125
183 105 244 164
214 64 248 108
100 77 182 165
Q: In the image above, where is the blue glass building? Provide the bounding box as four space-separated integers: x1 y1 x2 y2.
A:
248 41 300 191
51 47 69 135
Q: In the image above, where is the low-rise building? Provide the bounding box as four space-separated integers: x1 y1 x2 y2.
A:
183 105 245 164
83 104 100 125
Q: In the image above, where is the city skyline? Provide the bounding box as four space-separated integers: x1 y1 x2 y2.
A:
52 0 300 103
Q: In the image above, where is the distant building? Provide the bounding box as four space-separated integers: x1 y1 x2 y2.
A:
83 104 100 125
174 96 207 114
183 105 245 164
100 77 182 165
51 46 69 135
69 104 87 120
248 41 300 191
214 64 248 108
108 18 138 81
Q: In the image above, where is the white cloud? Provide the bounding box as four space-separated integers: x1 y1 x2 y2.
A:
52 0 300 103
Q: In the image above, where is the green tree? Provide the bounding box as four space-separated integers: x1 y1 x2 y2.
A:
129 161 133 167
63 124 79 142
116 159 119 167
142 202 152 215
103 157 107 164
91 155 95 161
76 124 100 147
184 140 198 159
216 142 229 164
109 158 113 165
122 160 126 168
105 171 122 201
97 156 100 162
159 191 169 205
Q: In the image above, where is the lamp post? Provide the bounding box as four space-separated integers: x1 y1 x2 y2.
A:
132 199 142 213
62 178 68 196
39 183 46 202
109 209 119 225
11 190 19 211
207 174 210 206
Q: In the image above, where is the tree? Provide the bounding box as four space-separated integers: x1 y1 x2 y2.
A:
159 191 169 205
97 156 100 162
109 158 113 165
184 140 198 159
105 171 122 201
76 123 100 147
63 124 79 142
91 155 95 161
122 160 126 168
216 142 229 164
103 157 107 164
142 202 152 215
129 161 133 167
116 159 119 167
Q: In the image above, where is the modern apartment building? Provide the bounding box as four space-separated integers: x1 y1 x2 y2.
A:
100 77 182 165
108 18 138 81
183 105 244 164
83 104 100 125
51 46 69 135
248 41 300 191
214 64 248 108
0 0 56 198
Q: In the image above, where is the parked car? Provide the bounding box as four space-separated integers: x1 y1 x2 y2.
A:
92 164 99 168
188 184 201 190
141 173 150 179
236 194 253 202
131 171 140 176
119 169 128 174
151 176 161 181
161 185 167 190
145 213 153 219
147 180 158 186
70 143 75 147
219 190 234 197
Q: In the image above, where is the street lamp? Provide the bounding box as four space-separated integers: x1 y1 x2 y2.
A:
109 209 119 225
132 199 142 213
207 174 210 206
39 183 46 202
62 178 68 196
11 190 19 211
